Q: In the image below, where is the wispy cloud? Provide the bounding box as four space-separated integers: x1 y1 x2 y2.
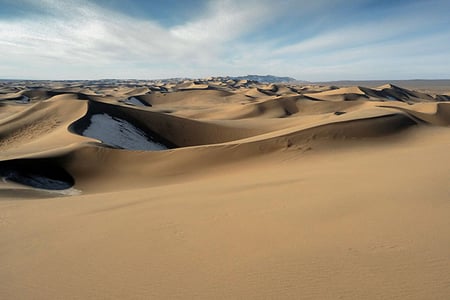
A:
0 0 449 80
171 0 274 42
0 0 276 77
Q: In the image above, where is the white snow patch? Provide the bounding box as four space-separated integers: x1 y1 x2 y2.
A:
1 177 81 195
124 96 147 106
15 95 30 104
47 187 82 196
83 113 168 151
385 95 398 101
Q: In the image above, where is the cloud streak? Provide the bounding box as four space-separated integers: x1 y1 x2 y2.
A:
0 0 449 80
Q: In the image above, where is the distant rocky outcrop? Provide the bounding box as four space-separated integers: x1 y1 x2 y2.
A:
231 75 298 83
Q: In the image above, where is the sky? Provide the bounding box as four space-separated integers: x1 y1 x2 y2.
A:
1 0 449 81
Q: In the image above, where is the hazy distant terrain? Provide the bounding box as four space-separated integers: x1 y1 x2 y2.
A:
230 75 298 83
314 79 450 94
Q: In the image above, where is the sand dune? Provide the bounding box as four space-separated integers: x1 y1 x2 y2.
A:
0 78 449 299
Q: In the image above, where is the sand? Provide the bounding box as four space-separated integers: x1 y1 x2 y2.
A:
0 78 449 299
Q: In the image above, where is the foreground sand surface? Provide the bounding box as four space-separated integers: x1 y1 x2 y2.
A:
1 78 449 299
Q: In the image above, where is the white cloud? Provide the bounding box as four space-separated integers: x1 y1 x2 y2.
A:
0 0 276 79
0 0 449 80
170 0 274 42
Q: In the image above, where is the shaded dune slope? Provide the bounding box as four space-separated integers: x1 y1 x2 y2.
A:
59 111 418 193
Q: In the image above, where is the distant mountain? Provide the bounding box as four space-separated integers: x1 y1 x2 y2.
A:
231 75 297 83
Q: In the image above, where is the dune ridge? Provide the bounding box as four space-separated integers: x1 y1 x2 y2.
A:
0 79 449 299
1 79 447 192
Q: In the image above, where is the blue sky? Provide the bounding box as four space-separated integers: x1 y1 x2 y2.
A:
1 0 449 81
